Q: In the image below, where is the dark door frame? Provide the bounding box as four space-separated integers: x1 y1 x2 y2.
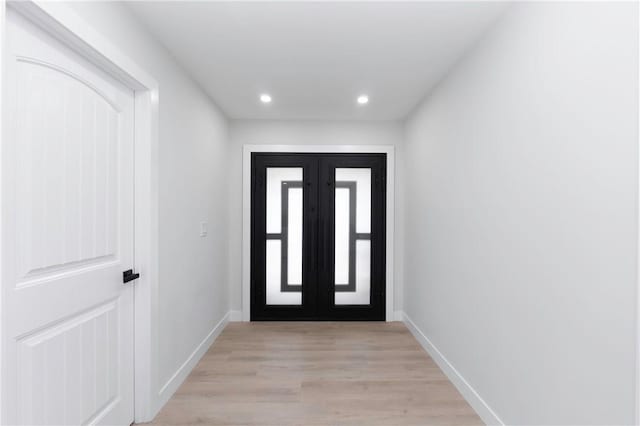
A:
241 146 396 322
250 153 386 321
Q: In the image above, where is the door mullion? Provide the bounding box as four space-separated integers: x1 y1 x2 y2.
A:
317 158 332 318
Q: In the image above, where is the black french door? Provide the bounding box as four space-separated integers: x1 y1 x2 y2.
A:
251 153 386 320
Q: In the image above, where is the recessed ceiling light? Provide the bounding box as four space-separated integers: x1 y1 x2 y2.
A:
357 95 369 105
260 94 272 103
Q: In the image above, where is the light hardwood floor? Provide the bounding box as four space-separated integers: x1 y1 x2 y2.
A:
149 322 482 426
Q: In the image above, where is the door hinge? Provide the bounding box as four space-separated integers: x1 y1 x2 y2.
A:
123 269 140 284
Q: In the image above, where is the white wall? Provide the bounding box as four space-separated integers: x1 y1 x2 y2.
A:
403 2 638 425
228 120 404 316
62 1 231 417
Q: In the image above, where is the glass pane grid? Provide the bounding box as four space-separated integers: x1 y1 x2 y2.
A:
334 168 372 305
266 168 303 305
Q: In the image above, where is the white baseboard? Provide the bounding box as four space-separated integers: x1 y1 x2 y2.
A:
402 313 504 426
393 310 404 321
156 311 231 409
229 310 243 322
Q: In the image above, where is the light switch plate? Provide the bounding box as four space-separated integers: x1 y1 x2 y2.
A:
200 221 208 237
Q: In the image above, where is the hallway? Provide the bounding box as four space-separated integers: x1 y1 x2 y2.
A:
2 1 638 424
150 323 481 425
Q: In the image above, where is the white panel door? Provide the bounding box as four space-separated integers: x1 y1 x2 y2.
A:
2 9 135 425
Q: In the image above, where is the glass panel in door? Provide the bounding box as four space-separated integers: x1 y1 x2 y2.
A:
334 168 372 305
265 167 303 305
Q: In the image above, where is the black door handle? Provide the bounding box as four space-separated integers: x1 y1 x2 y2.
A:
123 269 140 284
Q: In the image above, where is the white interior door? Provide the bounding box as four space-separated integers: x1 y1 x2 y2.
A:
2 8 136 425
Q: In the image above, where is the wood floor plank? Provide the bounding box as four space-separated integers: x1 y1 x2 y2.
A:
147 322 482 426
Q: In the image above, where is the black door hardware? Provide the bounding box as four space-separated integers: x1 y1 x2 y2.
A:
123 269 140 284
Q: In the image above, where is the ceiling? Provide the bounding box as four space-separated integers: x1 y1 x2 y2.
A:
127 2 507 121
